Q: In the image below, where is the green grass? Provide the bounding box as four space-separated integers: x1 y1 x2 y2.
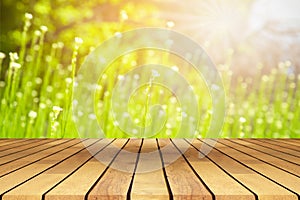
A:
0 13 299 138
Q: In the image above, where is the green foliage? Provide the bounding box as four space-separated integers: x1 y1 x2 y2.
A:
0 0 161 56
0 9 299 138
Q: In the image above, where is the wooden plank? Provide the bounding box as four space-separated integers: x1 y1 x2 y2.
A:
275 139 300 142
0 139 91 196
246 139 300 157
221 139 300 176
0 139 28 148
131 139 169 200
0 139 58 160
260 139 300 152
0 139 73 177
229 139 300 165
158 139 212 200
271 139 300 147
2 139 112 200
0 139 23 142
0 139 298 199
205 139 300 196
87 139 142 199
0 139 57 157
172 139 255 200
0 139 38 152
45 139 127 200
195 139 297 200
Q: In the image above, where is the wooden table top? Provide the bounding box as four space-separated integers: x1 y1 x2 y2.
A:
0 138 299 200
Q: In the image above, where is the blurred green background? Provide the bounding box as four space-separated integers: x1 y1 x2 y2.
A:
0 0 299 138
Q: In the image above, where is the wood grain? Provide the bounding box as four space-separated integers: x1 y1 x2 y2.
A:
0 139 37 152
158 139 212 200
260 139 300 152
3 139 106 200
0 139 299 200
197 139 298 200
172 139 255 200
131 139 169 200
0 139 28 148
88 139 140 200
0 139 87 196
247 139 300 157
45 139 120 200
229 139 300 165
213 139 300 193
0 139 74 177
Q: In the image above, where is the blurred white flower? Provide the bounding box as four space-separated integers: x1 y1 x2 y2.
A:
0 81 5 87
28 110 37 119
9 52 19 61
0 52 5 59
40 25 48 33
166 129 172 135
88 113 97 120
113 121 119 126
211 84 220 91
34 30 41 36
166 21 175 28
52 43 58 49
166 123 172 129
39 103 46 109
25 13 33 20
53 106 63 118
104 91 110 97
65 77 73 84
11 62 21 69
53 106 63 112
114 32 122 38
171 66 179 72
120 10 128 21
239 117 247 123
118 75 125 80
152 70 160 78
75 37 83 44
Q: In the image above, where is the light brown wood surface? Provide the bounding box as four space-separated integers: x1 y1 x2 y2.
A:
0 139 37 152
158 139 212 200
224 139 300 175
246 139 300 157
0 139 55 157
260 139 300 152
172 139 255 200
227 139 300 165
273 139 300 147
211 139 300 193
88 139 140 199
0 139 299 200
131 139 169 200
0 139 28 148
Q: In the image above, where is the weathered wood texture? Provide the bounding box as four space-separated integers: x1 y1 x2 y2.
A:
0 139 299 200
